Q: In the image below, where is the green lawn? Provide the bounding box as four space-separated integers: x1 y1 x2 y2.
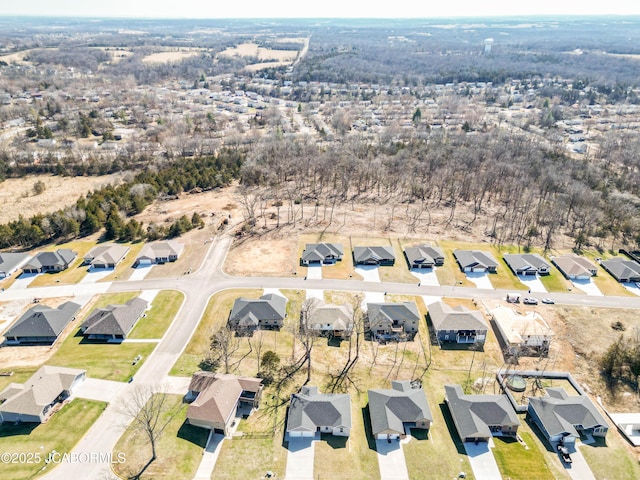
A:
170 288 263 376
581 435 640 480
27 240 97 287
113 394 209 480
0 399 106 480
492 432 555 480
128 290 185 339
0 367 38 393
99 241 145 282
538 270 575 293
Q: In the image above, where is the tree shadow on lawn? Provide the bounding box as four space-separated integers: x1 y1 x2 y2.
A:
321 432 348 448
438 403 467 455
0 422 38 438
177 420 209 448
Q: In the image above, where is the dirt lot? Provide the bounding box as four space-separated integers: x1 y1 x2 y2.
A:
0 173 125 224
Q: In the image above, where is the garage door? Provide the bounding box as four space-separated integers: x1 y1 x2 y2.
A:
472 267 486 273
137 259 153 265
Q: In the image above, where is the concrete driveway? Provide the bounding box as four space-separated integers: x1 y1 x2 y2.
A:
464 440 502 480
9 272 38 290
80 267 113 284
571 279 603 296
410 268 440 286
285 436 316 480
555 442 596 480
465 272 494 289
375 439 409 480
73 378 128 403
306 265 322 280
517 274 547 293
355 265 381 282
129 264 154 281
623 282 640 296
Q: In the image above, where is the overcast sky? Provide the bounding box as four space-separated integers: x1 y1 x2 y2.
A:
2 1 640 19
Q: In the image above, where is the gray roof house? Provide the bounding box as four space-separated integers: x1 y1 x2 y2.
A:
80 297 148 342
301 243 344 265
453 250 498 273
368 380 433 439
186 372 263 436
4 301 81 345
0 252 31 279
304 301 354 337
22 249 77 274
404 244 445 269
428 301 488 346
367 302 421 339
83 244 130 269
353 246 396 266
551 255 597 280
286 386 351 437
601 258 640 283
134 240 184 266
228 294 287 332
444 384 520 443
528 388 608 444
503 254 551 276
0 365 86 423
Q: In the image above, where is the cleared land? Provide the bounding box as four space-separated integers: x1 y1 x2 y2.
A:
141 51 200 64
217 42 298 62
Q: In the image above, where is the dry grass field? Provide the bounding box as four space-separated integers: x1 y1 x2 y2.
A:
141 50 200 64
217 42 298 62
0 173 125 224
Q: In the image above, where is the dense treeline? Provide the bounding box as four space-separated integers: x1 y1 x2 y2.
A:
0 149 243 249
241 131 640 252
600 334 640 390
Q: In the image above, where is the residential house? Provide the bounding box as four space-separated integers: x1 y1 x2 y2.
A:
22 249 77 274
490 305 554 355
79 297 148 342
134 240 184 266
303 301 354 338
83 244 130 269
404 244 445 269
444 384 520 443
503 253 551 276
601 258 640 283
0 252 31 279
4 301 81 345
368 380 432 440
366 302 420 339
551 255 597 280
186 372 263 436
353 246 396 266
286 386 351 437
453 250 498 273
228 294 287 332
301 243 344 265
0 365 86 423
427 301 488 346
528 387 608 445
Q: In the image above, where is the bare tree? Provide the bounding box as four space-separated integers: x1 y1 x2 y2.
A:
210 325 240 374
119 385 178 480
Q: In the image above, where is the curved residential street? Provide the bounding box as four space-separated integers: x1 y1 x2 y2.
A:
22 233 639 479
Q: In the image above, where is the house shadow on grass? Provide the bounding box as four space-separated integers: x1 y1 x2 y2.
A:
361 406 377 451
177 420 209 448
409 428 429 441
327 336 343 348
438 403 466 455
0 422 38 438
321 432 348 448
439 343 485 352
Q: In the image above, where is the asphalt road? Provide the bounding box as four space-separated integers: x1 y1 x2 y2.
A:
35 234 638 479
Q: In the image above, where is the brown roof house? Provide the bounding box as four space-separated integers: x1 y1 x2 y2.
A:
368 380 433 440
445 384 520 443
186 372 263 437
286 386 351 438
551 255 597 280
79 297 148 342
0 365 86 423
83 244 130 269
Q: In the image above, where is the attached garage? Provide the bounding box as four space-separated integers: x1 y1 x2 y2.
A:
289 430 315 438
376 433 400 440
472 267 486 273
